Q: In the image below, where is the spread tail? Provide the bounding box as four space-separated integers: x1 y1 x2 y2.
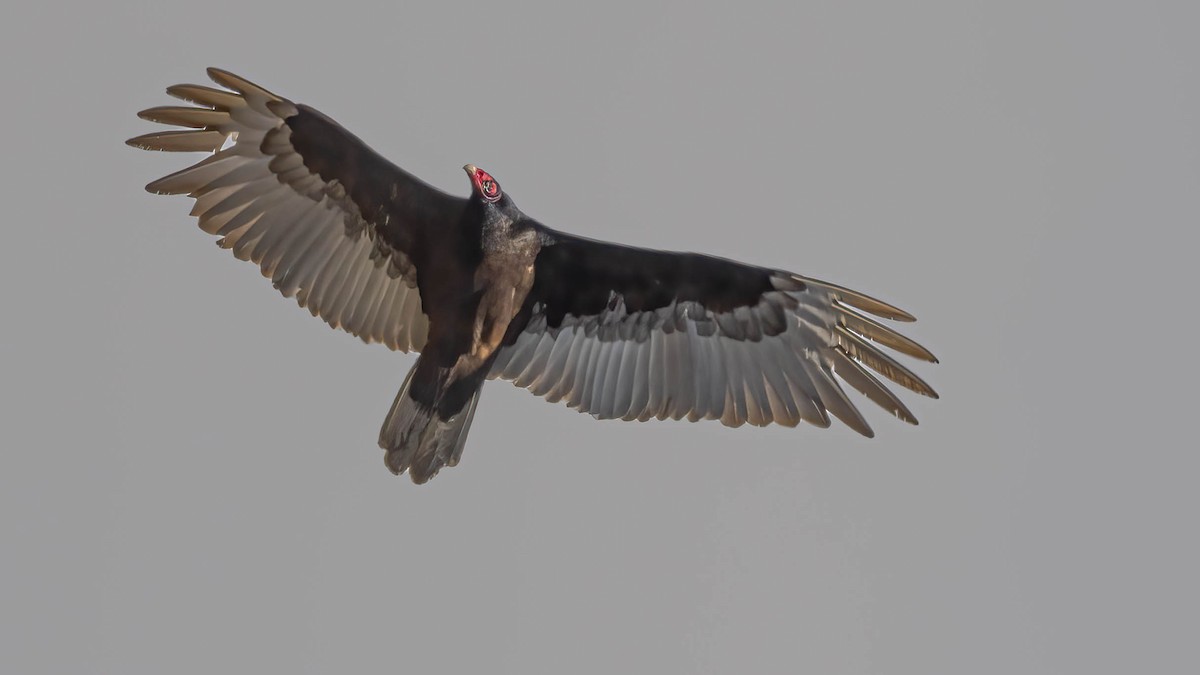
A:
379 363 482 484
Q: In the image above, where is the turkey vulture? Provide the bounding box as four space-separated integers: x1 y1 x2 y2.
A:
128 69 938 484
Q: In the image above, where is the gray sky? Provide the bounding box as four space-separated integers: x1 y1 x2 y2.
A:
2 1 1197 673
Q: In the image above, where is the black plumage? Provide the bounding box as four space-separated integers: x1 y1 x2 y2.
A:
128 69 938 484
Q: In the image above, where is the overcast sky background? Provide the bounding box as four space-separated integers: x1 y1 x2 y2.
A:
2 1 1197 673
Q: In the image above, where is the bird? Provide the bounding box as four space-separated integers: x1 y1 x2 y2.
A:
128 68 938 484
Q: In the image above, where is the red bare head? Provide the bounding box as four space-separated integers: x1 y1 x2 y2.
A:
464 164 501 203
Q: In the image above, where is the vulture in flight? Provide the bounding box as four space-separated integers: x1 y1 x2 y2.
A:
128 69 938 484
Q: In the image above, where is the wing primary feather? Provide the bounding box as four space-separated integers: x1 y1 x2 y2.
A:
165 83 243 110
804 359 874 437
206 68 282 112
830 347 919 424
136 106 230 129
777 344 829 428
803 278 917 322
835 301 938 362
126 129 226 152
144 153 243 195
786 370 831 428
834 326 939 398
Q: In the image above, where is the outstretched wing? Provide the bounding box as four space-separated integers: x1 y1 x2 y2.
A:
127 68 467 352
490 228 938 436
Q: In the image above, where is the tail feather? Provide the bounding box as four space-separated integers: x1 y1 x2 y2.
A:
379 365 428 475
379 363 482 484
446 387 481 468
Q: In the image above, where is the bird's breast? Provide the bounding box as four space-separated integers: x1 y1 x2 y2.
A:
443 229 541 380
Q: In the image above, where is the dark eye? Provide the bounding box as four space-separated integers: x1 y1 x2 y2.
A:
482 180 496 196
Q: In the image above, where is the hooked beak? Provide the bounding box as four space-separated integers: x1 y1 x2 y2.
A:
463 164 479 178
